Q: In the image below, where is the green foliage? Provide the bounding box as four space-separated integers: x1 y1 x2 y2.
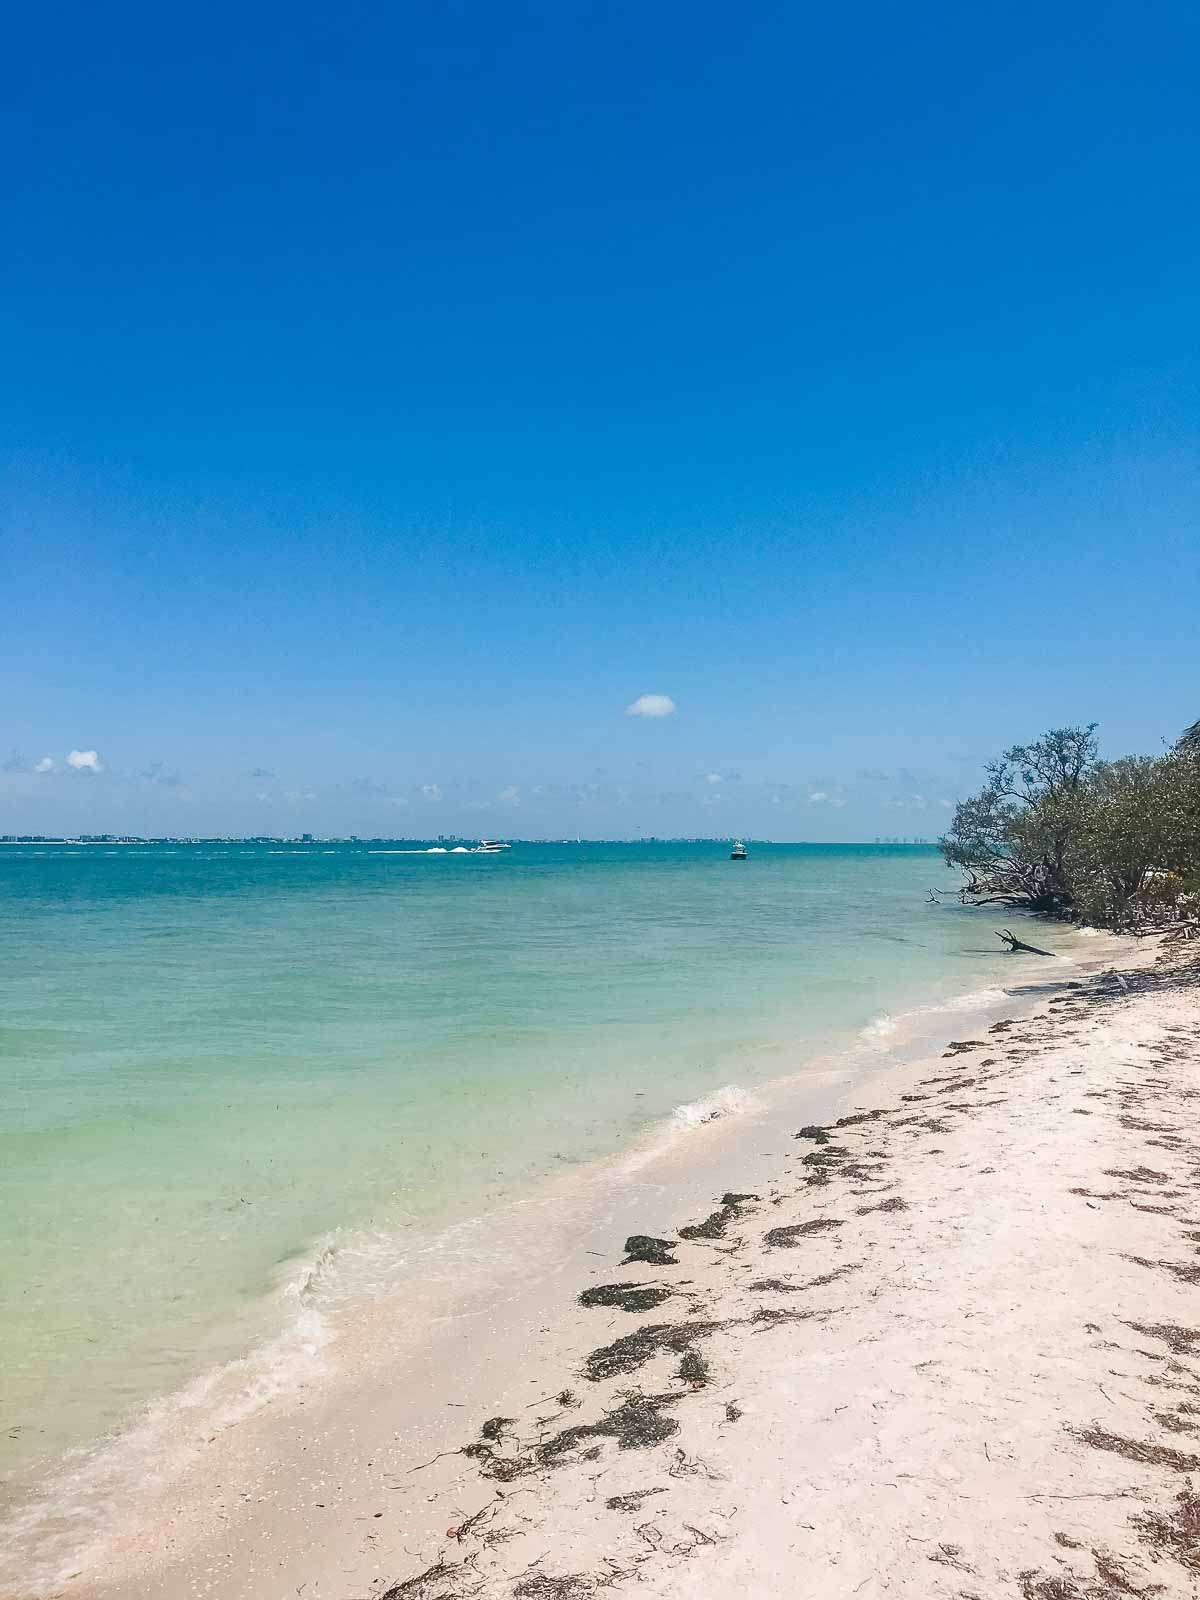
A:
942 723 1200 929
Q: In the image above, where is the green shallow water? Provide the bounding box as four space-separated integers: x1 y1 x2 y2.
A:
1 841 1040 1480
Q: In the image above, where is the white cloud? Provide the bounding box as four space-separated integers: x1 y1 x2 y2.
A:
497 785 520 805
808 791 828 803
704 771 723 785
421 783 443 802
34 756 56 773
625 693 677 719
938 797 954 810
67 749 102 772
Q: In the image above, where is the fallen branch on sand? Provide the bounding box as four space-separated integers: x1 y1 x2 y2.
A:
997 929 1056 956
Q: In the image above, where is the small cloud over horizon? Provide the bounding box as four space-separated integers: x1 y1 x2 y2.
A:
67 749 102 772
625 693 676 719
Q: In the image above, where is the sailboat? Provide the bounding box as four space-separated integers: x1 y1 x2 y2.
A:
730 839 748 860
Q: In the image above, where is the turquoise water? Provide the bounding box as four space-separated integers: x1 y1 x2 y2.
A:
2 841 1011 1483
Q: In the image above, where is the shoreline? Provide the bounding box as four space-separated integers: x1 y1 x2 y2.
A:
10 928 1190 1599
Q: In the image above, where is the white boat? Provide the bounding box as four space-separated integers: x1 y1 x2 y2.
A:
474 840 512 853
730 839 748 860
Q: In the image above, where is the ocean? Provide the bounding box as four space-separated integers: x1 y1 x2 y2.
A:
0 840 1071 1531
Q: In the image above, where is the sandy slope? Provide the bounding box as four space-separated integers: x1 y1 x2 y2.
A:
356 942 1200 1600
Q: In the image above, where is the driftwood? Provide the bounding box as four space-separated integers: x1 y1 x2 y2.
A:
996 928 1054 957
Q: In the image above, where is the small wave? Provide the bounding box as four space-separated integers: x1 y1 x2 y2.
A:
670 1083 757 1129
859 985 1009 1049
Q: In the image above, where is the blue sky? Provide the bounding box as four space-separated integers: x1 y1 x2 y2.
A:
2 0 1197 837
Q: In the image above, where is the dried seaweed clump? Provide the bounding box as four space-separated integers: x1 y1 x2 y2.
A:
380 1558 472 1599
678 1192 758 1241
1131 1484 1200 1571
1068 1424 1200 1473
1018 1572 1085 1600
622 1235 678 1266
1124 1322 1200 1356
578 1283 672 1313
584 1320 724 1382
605 1486 667 1513
539 1390 681 1461
1124 1254 1200 1287
764 1218 844 1248
677 1348 709 1385
795 1124 830 1144
856 1196 907 1216
513 1576 594 1599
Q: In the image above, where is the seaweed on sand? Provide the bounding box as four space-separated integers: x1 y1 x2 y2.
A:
801 1146 850 1168
751 1305 830 1330
461 1439 535 1483
795 1125 830 1144
622 1235 678 1266
605 1487 668 1512
1123 1322 1200 1356
855 1196 907 1216
1018 1574 1085 1600
578 1283 673 1313
512 1576 594 1599
539 1390 682 1461
764 1218 844 1248
801 1144 873 1187
584 1320 725 1382
1132 1485 1200 1571
677 1348 709 1385
1124 1254 1200 1286
747 1263 861 1293
1068 1424 1200 1472
678 1192 758 1241
380 1558 477 1599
